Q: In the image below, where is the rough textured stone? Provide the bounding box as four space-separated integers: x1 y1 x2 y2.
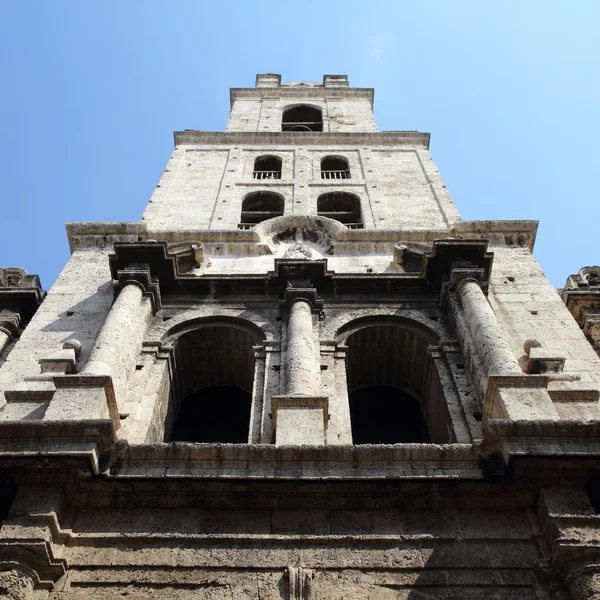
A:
1 73 600 599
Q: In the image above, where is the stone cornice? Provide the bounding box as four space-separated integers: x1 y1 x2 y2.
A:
173 130 430 148
229 85 375 108
66 219 539 251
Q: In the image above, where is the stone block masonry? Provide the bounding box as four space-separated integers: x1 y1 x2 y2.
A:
0 74 599 599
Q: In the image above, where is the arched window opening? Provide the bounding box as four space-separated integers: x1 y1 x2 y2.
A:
317 192 362 229
253 156 282 180
239 191 284 229
350 386 429 444
321 156 350 180
168 325 256 443
282 105 323 132
345 324 452 444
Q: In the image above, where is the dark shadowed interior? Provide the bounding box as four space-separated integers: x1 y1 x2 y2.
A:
171 386 251 443
349 385 430 444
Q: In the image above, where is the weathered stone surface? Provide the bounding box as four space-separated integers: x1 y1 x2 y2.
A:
2 73 600 599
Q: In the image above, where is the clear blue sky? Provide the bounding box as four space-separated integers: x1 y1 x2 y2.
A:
1 1 598 289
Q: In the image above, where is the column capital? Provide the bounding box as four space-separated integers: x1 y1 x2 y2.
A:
0 311 21 339
114 265 161 312
449 267 487 292
280 286 323 312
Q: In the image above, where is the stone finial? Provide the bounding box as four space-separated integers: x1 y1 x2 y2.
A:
62 338 82 358
523 338 542 355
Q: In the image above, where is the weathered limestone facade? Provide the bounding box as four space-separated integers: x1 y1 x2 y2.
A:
1 74 600 599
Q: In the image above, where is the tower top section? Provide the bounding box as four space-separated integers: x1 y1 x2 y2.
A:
227 73 377 133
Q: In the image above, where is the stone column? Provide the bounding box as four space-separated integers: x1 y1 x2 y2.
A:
0 311 20 357
0 327 12 356
456 278 521 376
452 274 559 420
272 287 328 446
83 270 157 408
0 568 34 600
285 298 320 396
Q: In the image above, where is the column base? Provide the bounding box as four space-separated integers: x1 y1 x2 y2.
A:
272 395 328 446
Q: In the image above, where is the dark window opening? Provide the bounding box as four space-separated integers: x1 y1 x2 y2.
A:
587 477 600 514
317 192 362 228
239 191 284 229
321 156 350 180
350 386 430 444
171 386 251 443
253 156 282 180
0 470 16 525
282 105 323 132
167 325 256 443
344 323 453 444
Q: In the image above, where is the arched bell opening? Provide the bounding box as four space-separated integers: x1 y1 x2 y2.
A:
253 155 282 180
344 323 453 444
317 192 363 229
321 155 350 180
239 191 285 229
282 105 323 132
167 325 257 443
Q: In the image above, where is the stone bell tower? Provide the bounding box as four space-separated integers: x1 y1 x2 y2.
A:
1 74 600 599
